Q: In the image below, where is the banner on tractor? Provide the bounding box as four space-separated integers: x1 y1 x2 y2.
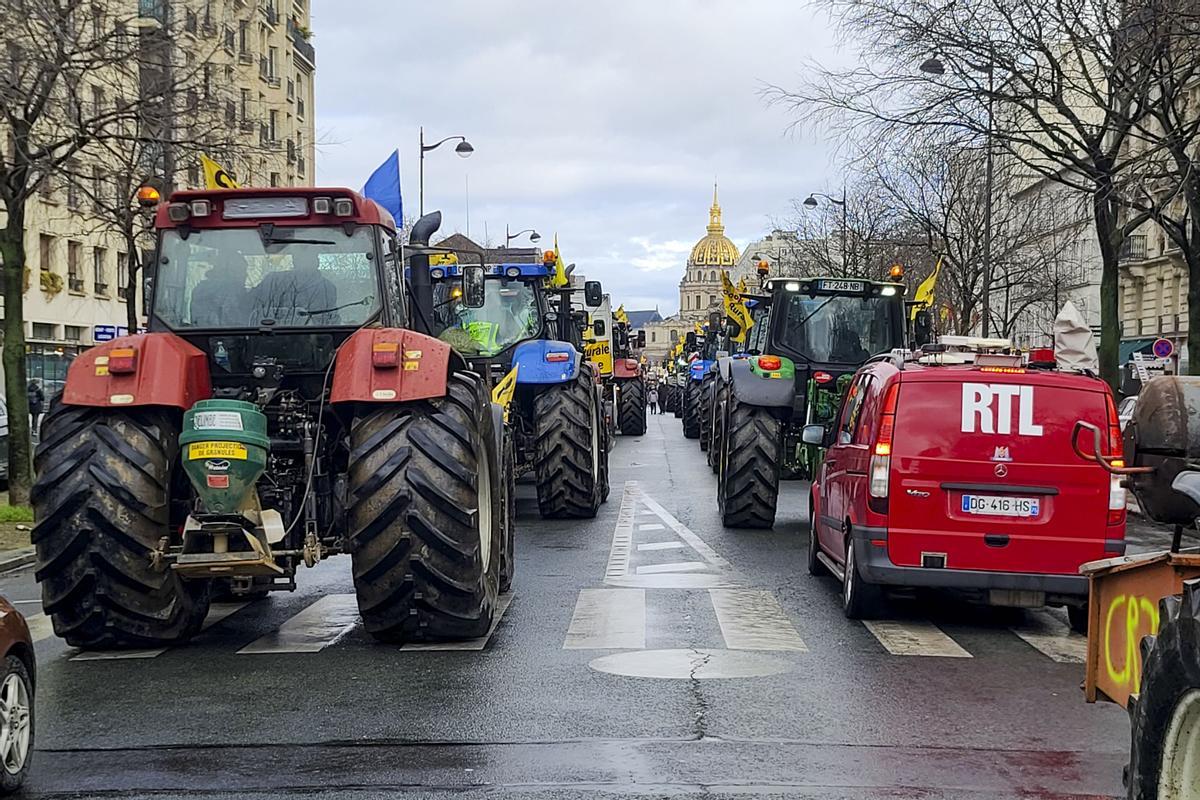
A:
585 339 613 375
720 271 753 343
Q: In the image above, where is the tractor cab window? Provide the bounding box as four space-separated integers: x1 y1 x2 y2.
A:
743 300 772 355
153 225 381 329
433 278 542 356
778 293 900 363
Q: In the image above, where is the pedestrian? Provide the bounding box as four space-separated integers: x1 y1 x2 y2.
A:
647 386 659 415
27 379 44 430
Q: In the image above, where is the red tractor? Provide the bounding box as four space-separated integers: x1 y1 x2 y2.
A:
31 187 511 648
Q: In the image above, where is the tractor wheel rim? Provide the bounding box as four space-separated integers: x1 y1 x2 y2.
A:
1159 688 1200 799
0 672 30 775
478 437 493 575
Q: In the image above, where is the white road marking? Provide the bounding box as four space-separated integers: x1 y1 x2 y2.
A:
589 648 793 680
238 595 359 654
638 523 665 531
402 593 514 651
604 488 637 582
24 613 54 643
636 562 708 574
631 486 731 570
710 589 807 652
863 620 971 658
72 602 250 661
563 588 645 650
1010 611 1087 663
637 542 685 551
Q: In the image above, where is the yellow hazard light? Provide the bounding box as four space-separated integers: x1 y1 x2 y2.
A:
889 264 905 280
136 185 161 207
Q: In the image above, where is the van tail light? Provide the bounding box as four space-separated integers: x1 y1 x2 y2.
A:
1104 392 1126 525
868 382 900 514
108 347 138 374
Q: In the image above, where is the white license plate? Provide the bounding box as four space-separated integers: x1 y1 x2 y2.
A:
818 279 864 293
961 494 1040 517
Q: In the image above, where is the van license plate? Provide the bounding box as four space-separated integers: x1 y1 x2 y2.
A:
961 495 1039 517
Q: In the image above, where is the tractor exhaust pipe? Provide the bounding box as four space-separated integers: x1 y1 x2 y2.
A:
408 211 442 336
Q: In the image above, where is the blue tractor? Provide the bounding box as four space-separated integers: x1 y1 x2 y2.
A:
426 260 610 519
681 315 721 440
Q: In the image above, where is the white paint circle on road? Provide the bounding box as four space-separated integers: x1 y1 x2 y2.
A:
588 648 793 680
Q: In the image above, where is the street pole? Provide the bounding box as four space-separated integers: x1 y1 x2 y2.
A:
840 185 849 276
981 73 995 337
419 125 425 218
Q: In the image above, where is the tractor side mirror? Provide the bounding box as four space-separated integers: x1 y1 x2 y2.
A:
462 266 486 309
685 332 697 350
593 319 606 337
637 330 646 349
708 311 722 331
584 280 603 308
801 424 828 447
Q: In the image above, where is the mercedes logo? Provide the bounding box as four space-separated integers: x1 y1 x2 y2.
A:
994 463 1009 478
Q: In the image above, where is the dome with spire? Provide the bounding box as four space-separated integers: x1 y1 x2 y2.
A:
688 185 740 267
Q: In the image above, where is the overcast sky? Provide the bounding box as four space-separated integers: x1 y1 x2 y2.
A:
312 0 847 315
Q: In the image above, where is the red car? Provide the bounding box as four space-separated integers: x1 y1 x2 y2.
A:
805 351 1125 631
0 596 33 794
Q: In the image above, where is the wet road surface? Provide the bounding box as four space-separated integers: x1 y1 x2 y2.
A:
5 413 1142 798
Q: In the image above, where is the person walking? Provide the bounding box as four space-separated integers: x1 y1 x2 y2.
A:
27 380 45 431
647 385 659 415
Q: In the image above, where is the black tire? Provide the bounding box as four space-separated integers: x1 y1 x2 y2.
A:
682 379 702 439
0 655 33 794
31 402 211 648
533 362 603 519
617 378 647 436
348 372 502 642
499 431 517 594
717 393 781 528
1126 579 1200 800
843 535 885 620
708 381 727 473
1067 604 1088 635
807 496 825 576
673 384 684 418
699 372 716 451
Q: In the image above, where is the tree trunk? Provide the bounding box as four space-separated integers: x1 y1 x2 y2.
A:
1187 216 1200 375
124 235 141 334
1092 186 1122 393
0 210 33 505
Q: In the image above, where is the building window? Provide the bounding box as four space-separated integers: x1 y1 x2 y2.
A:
269 109 278 142
93 247 108 294
39 234 54 272
31 323 55 341
64 325 83 343
270 172 280 187
66 161 81 208
67 241 82 291
240 88 250 122
710 271 717 281
239 19 249 52
696 294 702 309
710 294 716 307
650 330 657 343
91 85 104 118
117 252 128 300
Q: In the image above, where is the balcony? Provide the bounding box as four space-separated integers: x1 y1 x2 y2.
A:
94 282 109 296
288 18 316 67
1120 233 1148 262
262 4 279 26
238 50 253 65
68 277 84 293
136 0 166 28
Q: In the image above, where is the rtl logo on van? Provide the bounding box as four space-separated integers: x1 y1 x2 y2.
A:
960 383 1044 436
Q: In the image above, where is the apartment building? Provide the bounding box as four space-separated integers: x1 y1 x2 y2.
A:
12 0 317 394
1118 216 1190 369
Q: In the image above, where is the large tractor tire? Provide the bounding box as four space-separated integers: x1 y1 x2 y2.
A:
533 362 604 519
673 386 684 419
699 371 716 451
348 372 502 643
617 378 647 436
1126 578 1200 800
717 392 782 529
708 379 727 473
499 433 517 594
682 379 702 439
31 402 211 648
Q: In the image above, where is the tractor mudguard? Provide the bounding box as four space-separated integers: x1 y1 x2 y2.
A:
63 333 212 409
512 340 580 384
717 353 751 382
331 328 451 404
689 359 714 383
726 358 796 410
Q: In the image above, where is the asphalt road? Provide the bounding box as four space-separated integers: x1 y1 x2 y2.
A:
5 412 1155 799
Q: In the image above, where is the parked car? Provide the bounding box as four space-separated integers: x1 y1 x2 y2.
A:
806 349 1125 632
0 596 34 794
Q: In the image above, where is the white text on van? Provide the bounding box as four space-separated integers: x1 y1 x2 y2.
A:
961 383 1044 436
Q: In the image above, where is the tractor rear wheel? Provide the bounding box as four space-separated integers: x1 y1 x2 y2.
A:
699 372 716 451
617 378 647 436
499 432 517 594
1126 579 1200 800
31 402 211 648
717 393 781 529
708 381 727 473
682 379 702 439
348 372 502 642
534 362 604 518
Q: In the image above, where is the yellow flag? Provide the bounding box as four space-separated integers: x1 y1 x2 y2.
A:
720 270 753 343
200 154 239 189
550 234 569 288
911 257 942 321
737 277 747 293
695 321 704 335
615 305 629 325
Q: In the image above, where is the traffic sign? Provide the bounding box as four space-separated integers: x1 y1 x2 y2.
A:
1152 338 1175 359
93 325 117 342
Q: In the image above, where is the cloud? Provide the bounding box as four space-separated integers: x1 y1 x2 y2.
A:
312 0 846 314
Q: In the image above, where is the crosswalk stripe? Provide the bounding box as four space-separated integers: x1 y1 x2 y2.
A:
563 588 645 650
402 593 514 651
238 594 358 654
71 602 250 661
637 542 685 551
636 561 707 574
863 620 972 658
24 613 54 644
710 589 807 652
638 523 665 531
1010 611 1087 663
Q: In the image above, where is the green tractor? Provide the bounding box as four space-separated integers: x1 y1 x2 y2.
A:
712 277 907 528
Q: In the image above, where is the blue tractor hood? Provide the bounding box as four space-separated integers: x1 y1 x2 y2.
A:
512 339 581 384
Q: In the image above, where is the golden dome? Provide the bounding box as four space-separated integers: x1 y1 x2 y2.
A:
688 184 740 267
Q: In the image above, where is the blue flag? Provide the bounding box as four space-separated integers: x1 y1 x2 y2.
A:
362 150 402 222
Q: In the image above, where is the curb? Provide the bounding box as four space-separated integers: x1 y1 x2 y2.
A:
0 547 35 575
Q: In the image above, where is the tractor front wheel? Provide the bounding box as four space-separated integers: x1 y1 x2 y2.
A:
348 372 502 642
699 372 716 451
617 378 647 436
682 379 702 439
31 403 211 648
534 362 604 519
717 393 781 529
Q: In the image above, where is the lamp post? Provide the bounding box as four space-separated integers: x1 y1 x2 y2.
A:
803 188 848 274
921 55 995 336
419 126 474 218
505 226 542 248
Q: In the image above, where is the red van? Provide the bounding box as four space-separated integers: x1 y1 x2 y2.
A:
805 352 1126 630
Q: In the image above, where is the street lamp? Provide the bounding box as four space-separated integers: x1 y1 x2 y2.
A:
419 126 474 217
920 54 996 336
505 226 541 247
803 189 849 273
